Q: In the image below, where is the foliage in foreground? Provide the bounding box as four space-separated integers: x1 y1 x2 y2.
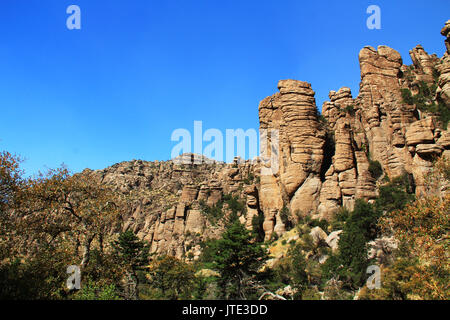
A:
1 150 448 300
199 216 268 299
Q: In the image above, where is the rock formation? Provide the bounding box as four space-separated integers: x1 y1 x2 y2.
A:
87 21 450 260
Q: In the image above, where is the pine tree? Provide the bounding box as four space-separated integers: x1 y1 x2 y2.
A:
201 218 268 299
112 230 149 300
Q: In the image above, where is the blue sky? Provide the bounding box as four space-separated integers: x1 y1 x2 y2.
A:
0 0 449 175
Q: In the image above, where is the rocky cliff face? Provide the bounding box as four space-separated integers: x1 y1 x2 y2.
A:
87 155 260 260
89 21 450 260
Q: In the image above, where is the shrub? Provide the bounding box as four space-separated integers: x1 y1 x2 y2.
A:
401 88 414 105
322 200 382 289
368 159 383 179
199 218 268 299
401 82 450 129
73 281 121 300
344 105 355 114
199 199 224 225
376 174 415 213
243 172 255 185
280 206 293 231
251 211 265 243
330 207 350 231
287 244 308 299
308 218 329 231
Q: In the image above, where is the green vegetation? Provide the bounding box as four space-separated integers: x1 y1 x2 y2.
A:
223 193 247 217
368 159 383 180
366 152 383 180
329 207 350 231
344 104 355 114
322 172 416 292
251 211 265 243
287 244 309 298
401 80 450 129
199 199 224 225
199 217 268 299
73 281 121 300
112 231 150 300
376 173 415 212
297 215 329 232
0 147 447 300
318 113 328 127
359 159 449 299
280 206 293 231
199 194 246 225
322 200 381 289
243 172 255 185
144 255 196 300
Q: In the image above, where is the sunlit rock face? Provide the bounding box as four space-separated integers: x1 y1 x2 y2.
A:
89 21 450 253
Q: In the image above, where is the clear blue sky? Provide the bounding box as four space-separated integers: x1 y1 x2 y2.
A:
0 0 449 175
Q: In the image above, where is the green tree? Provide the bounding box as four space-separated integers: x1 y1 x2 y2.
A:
145 255 196 300
322 200 381 289
376 174 415 213
0 151 23 261
287 244 308 299
112 230 150 300
280 206 293 231
368 159 383 180
201 218 268 299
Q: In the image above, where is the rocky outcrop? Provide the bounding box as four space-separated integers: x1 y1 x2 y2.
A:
255 21 450 236
442 20 450 54
437 21 450 107
87 21 450 259
90 157 260 260
368 236 398 265
258 80 326 239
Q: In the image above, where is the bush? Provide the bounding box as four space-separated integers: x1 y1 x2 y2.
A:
322 200 382 289
401 88 415 105
243 172 255 185
368 159 383 180
376 174 415 213
251 211 265 243
401 82 450 129
344 105 355 114
287 244 308 299
73 281 121 300
145 255 196 300
280 206 293 231
199 193 246 225
309 218 329 231
199 200 224 225
223 194 246 217
297 215 329 232
330 207 350 231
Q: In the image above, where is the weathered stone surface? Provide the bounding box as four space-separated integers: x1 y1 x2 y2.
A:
416 144 444 156
368 236 398 265
290 175 322 217
437 55 450 106
310 227 328 246
318 165 341 220
84 21 450 260
326 230 343 252
406 117 437 146
258 79 325 237
180 185 199 203
437 130 450 149
409 45 439 82
441 19 450 54
185 210 203 235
